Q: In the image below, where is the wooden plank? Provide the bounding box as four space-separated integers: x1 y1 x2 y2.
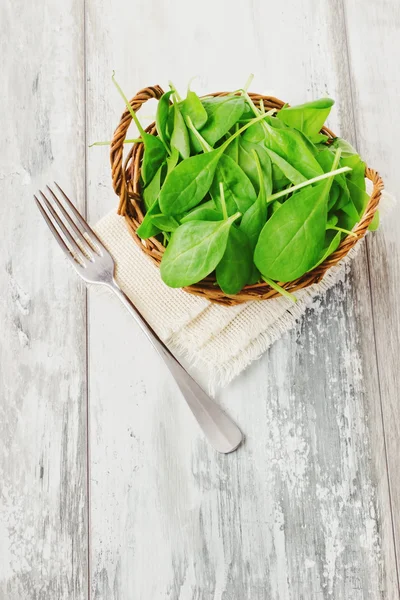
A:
0 0 88 598
344 0 400 586
85 0 397 597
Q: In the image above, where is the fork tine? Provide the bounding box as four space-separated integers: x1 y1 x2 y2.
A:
46 185 96 257
54 182 106 255
37 191 88 265
34 195 86 267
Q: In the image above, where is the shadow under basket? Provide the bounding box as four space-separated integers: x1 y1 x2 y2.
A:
110 85 384 306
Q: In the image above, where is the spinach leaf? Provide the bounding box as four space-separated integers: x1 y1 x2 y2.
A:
150 214 180 232
159 150 222 215
224 125 239 163
336 188 359 223
180 91 208 129
271 163 291 191
136 198 162 239
316 147 348 190
234 138 273 195
265 147 306 186
254 181 329 281
308 230 341 270
159 112 278 215
199 96 245 146
264 124 323 179
216 225 253 294
328 182 341 211
156 91 173 148
160 213 240 287
254 149 341 281
170 103 190 159
210 154 257 215
166 147 180 174
240 151 268 283
331 137 358 157
347 178 369 217
240 140 273 197
143 165 163 211
244 117 323 180
140 134 168 185
180 199 222 223
269 199 282 216
277 98 334 143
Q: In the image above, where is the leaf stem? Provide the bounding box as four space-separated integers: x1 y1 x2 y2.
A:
262 277 297 302
219 182 228 220
266 166 352 202
185 116 213 152
219 111 279 154
243 73 255 93
112 71 146 137
327 225 358 237
89 138 142 147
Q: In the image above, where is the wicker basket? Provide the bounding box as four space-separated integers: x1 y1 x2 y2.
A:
110 85 384 306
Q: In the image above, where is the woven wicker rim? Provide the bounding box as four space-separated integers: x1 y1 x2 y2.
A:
110 86 384 306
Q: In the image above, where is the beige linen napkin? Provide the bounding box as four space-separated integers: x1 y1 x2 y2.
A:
93 181 394 394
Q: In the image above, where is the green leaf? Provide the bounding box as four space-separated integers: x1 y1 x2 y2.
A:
224 126 240 163
210 154 257 216
170 103 190 159
136 199 162 239
240 141 273 197
265 147 307 186
239 151 268 284
142 165 163 211
216 226 253 294
328 182 341 211
156 91 173 148
166 147 180 175
150 214 180 232
347 178 369 217
271 163 291 191
240 152 268 251
180 91 208 129
159 150 221 215
180 199 222 223
233 138 273 195
308 230 341 270
331 137 359 157
199 96 245 146
277 97 334 142
141 133 168 185
159 111 277 215
160 213 240 287
254 178 332 282
245 118 324 180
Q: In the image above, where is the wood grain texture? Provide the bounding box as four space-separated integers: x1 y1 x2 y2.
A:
344 0 400 585
0 0 88 598
85 0 399 598
1 0 399 597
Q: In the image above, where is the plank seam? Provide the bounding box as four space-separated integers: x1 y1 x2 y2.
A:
83 0 91 596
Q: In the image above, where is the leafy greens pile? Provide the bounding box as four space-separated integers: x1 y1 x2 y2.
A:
111 76 378 299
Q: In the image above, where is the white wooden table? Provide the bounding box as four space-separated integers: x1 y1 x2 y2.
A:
1 1 399 598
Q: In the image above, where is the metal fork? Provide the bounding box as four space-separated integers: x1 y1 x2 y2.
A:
34 183 243 454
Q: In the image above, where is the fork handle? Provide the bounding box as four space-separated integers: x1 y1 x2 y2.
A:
106 280 243 454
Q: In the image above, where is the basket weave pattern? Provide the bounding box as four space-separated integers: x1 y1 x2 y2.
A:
110 86 383 306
